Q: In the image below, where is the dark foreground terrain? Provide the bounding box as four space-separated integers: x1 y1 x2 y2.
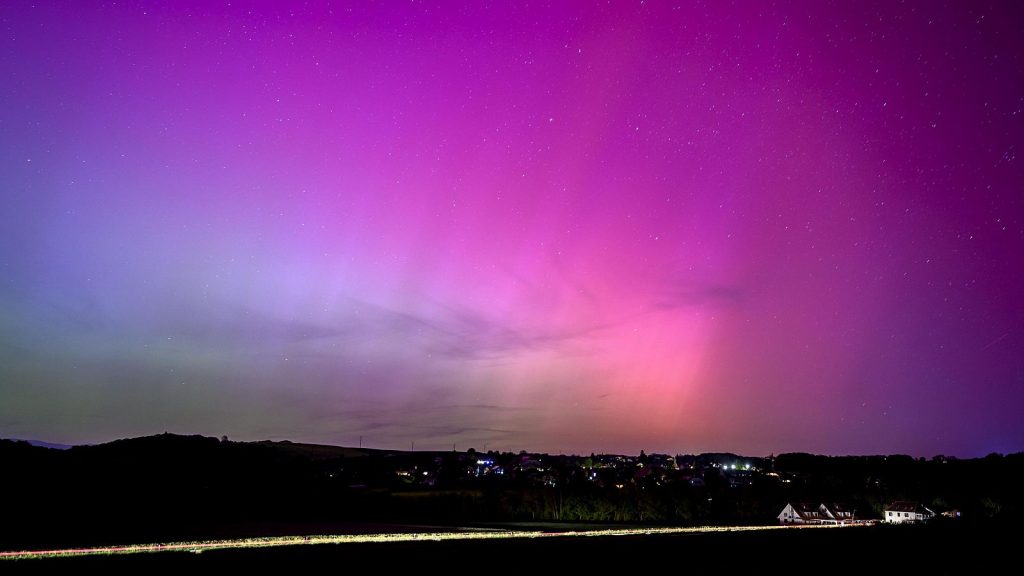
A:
1 524 1005 571
4 433 1022 553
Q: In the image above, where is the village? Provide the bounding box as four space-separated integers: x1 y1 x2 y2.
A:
286 439 975 524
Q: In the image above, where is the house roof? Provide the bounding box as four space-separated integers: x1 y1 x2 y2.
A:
885 501 933 515
822 503 855 517
788 502 826 518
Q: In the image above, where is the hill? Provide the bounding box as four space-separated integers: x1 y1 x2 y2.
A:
1 433 1021 552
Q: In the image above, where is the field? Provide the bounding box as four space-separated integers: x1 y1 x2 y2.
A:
0 523 1003 570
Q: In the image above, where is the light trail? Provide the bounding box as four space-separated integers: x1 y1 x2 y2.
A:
0 524 860 560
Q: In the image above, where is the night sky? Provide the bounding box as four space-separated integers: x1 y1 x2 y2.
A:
2 1 1022 456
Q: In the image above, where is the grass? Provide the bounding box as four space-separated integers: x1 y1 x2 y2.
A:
0 523 848 560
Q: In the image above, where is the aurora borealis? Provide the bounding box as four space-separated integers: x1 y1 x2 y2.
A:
1 1 1022 456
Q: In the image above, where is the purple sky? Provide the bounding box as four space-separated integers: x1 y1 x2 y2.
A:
1 1 1022 456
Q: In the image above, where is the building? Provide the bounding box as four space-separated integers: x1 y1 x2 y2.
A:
884 501 935 524
779 502 826 524
778 502 857 525
823 502 856 522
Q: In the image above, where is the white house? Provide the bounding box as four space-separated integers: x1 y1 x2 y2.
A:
884 501 935 523
823 502 856 522
778 502 856 525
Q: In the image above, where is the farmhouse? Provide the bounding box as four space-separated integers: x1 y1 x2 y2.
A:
883 501 935 523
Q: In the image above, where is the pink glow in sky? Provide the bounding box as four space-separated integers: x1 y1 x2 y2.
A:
1 1 1022 456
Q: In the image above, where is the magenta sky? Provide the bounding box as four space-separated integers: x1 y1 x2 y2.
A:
1 1 1022 456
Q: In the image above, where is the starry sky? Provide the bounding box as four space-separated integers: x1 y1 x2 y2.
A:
1 1 1022 457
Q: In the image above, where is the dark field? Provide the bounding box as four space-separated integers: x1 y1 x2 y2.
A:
1 524 1005 571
